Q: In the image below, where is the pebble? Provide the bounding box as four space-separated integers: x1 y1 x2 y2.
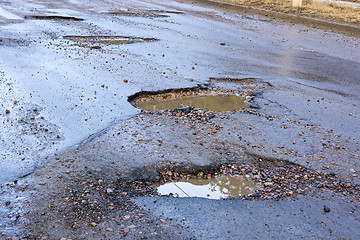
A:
197 172 204 178
324 205 331 213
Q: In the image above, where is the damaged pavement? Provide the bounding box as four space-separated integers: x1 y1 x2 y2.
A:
0 0 360 239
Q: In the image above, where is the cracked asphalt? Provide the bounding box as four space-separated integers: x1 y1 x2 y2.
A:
0 0 359 239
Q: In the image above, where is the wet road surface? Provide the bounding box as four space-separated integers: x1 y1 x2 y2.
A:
0 0 359 238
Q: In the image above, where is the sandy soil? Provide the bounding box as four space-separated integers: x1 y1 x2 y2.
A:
213 0 360 24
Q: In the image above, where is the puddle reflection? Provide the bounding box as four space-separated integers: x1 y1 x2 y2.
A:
158 175 257 199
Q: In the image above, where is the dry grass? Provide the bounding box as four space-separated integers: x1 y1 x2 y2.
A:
216 0 360 24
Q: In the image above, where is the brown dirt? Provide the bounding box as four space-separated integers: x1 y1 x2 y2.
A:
215 0 360 24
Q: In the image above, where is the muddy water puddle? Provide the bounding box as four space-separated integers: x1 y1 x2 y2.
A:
63 36 157 45
158 175 257 199
134 94 248 111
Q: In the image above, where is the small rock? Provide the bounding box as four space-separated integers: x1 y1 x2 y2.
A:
350 169 356 173
264 182 273 187
5 201 11 206
128 225 136 229
324 205 330 213
106 227 114 232
106 188 114 193
123 215 130 221
90 222 97 227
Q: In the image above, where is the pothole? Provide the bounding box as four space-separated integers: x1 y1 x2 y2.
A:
149 10 184 14
153 163 360 201
108 11 169 18
25 16 84 21
210 77 273 90
108 9 184 18
130 88 251 112
210 77 262 84
157 175 257 199
63 36 157 47
136 94 247 112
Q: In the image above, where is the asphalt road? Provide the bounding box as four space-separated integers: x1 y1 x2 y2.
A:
0 0 359 239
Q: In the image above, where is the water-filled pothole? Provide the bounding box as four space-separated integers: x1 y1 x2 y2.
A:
158 175 258 199
108 11 169 18
63 36 157 45
134 94 248 111
26 15 84 21
108 9 184 18
149 10 184 14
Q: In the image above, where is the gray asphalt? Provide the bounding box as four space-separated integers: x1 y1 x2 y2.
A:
0 0 360 239
0 0 359 183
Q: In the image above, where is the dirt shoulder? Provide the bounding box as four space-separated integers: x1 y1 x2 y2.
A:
183 0 360 36
216 0 360 24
